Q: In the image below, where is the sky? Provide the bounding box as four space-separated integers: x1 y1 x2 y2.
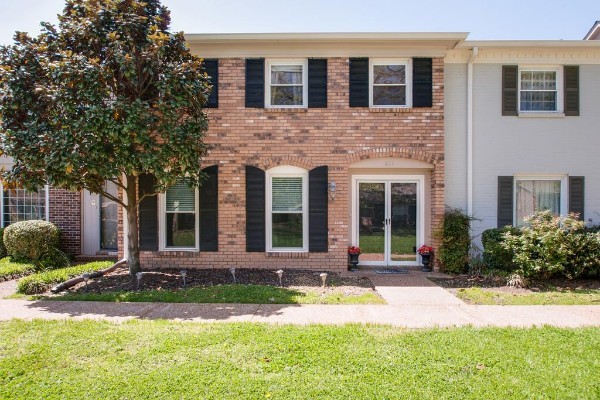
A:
0 0 598 45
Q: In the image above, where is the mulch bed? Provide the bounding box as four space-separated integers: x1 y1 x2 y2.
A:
64 267 377 297
430 275 600 292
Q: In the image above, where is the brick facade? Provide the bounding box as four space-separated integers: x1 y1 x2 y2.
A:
48 188 81 256
134 57 446 271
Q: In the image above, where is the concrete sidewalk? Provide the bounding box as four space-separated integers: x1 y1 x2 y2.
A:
1 299 599 328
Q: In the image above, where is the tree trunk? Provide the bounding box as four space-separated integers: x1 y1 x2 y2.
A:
125 174 141 276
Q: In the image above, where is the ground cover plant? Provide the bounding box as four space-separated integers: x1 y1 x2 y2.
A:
0 320 598 399
46 268 384 305
0 257 34 281
17 261 113 294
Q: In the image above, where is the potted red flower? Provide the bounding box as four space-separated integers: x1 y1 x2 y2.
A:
347 246 361 271
417 245 434 272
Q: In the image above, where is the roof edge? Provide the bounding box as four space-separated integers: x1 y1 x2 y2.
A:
460 40 600 48
184 32 470 42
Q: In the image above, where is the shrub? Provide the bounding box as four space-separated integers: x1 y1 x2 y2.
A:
435 207 474 274
3 220 60 264
481 226 520 272
17 261 113 294
502 211 600 279
0 227 6 258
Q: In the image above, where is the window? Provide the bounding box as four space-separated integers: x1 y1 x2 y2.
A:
266 60 307 108
370 60 411 107
266 166 308 251
1 185 49 227
515 176 566 226
519 67 562 112
159 182 198 250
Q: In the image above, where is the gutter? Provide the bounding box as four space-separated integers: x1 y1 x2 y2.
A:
467 46 478 216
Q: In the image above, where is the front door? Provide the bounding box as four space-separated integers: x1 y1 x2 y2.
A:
354 177 423 266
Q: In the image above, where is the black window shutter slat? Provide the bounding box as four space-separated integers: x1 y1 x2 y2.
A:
564 66 580 116
569 176 585 220
245 58 265 108
199 165 218 251
246 166 265 252
502 65 518 116
203 59 219 108
412 58 433 107
349 58 369 107
497 176 514 227
308 59 327 108
138 173 158 251
309 166 328 252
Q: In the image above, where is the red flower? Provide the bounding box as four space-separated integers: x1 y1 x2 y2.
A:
417 245 433 255
347 246 361 255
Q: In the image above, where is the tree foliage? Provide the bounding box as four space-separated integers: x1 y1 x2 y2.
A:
0 0 212 274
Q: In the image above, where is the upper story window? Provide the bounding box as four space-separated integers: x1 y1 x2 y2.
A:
266 60 308 108
518 67 562 113
159 182 199 251
370 59 411 107
1 185 49 227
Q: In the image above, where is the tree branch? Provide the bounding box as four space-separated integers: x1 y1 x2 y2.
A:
98 190 127 208
137 191 159 205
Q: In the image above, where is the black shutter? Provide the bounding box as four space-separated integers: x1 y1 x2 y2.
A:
138 173 158 251
309 166 328 252
412 58 433 107
245 58 265 108
308 59 327 108
502 65 518 116
199 165 218 251
246 166 265 252
349 58 369 107
564 66 580 116
569 176 585 220
204 59 218 108
497 176 514 227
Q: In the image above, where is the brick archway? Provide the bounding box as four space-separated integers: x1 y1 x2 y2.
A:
345 147 442 166
262 155 313 171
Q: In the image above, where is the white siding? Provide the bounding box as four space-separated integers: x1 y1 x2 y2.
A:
470 64 600 239
444 63 468 211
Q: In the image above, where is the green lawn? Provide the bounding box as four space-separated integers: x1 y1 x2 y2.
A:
51 284 385 305
0 320 598 399
457 287 600 305
0 257 34 281
359 231 416 254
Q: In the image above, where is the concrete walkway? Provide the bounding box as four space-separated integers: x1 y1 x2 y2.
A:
1 270 599 328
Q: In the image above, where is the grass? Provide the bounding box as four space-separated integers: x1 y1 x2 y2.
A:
17 261 114 295
51 284 386 304
359 231 416 255
0 320 598 399
0 257 34 281
457 287 600 305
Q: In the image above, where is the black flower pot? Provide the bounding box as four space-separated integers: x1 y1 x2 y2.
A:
420 253 432 272
348 253 360 271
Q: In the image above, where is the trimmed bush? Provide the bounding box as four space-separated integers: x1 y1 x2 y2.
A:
481 226 520 272
435 207 474 274
502 211 600 279
17 261 114 294
3 220 60 263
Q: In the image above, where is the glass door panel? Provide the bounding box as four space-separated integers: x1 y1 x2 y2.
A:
358 182 385 263
390 183 417 262
100 181 118 250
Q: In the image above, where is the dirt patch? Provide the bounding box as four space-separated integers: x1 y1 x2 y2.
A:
61 267 377 297
430 275 600 294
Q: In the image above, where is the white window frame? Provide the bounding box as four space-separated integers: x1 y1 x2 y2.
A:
518 66 563 114
266 165 308 252
158 185 199 251
369 59 412 108
265 59 308 108
0 183 50 227
513 174 567 226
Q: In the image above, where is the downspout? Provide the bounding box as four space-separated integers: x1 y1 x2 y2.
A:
467 46 478 215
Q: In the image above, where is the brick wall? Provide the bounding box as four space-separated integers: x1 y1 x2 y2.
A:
135 57 445 271
48 189 81 256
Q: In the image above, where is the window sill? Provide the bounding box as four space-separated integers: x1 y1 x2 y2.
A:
264 107 308 113
518 112 565 118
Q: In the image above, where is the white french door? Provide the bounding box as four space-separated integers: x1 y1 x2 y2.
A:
352 176 424 266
